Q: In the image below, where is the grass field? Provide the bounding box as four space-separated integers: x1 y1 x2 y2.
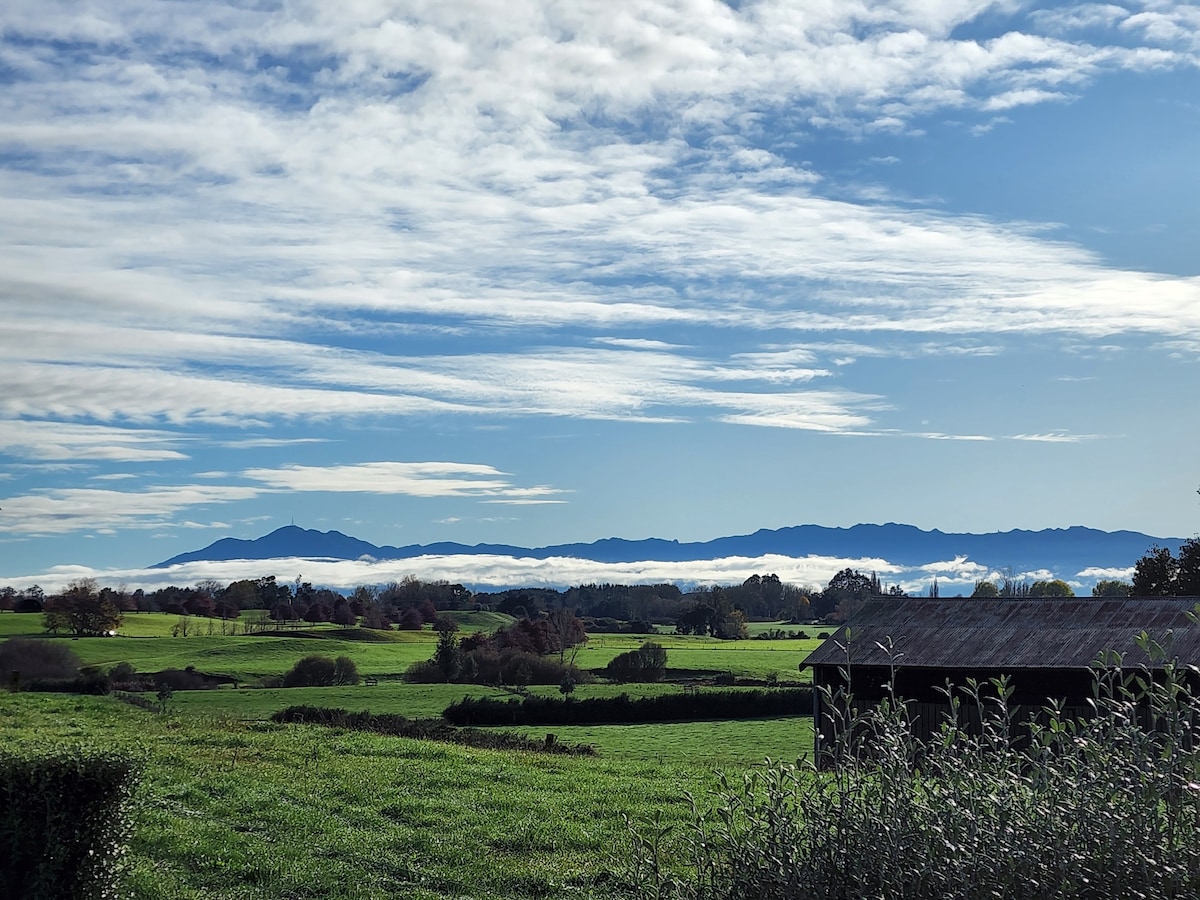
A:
1 609 820 898
579 632 819 682
743 620 830 639
515 717 812 767
2 692 724 899
1 613 821 682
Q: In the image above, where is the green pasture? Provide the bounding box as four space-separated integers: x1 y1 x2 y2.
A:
1 614 437 681
516 717 812 768
167 682 513 720
0 608 823 898
162 690 814 768
441 608 517 631
1 613 821 682
0 611 46 636
0 609 510 636
1 692 719 899
579 632 819 681
743 620 829 639
79 634 435 681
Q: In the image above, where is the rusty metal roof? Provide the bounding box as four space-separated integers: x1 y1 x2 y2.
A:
802 598 1200 671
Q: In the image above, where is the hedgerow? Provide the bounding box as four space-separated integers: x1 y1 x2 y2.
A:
270 705 596 755
443 688 812 726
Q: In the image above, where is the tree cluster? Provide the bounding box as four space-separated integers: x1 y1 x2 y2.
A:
1132 540 1200 597
6 573 827 637
810 569 883 621
404 613 589 686
0 585 46 613
41 579 123 637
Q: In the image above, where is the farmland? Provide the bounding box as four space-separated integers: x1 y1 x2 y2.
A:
1 611 817 898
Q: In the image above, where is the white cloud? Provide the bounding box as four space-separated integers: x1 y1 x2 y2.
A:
1 0 1197 394
1122 8 1200 50
0 552 901 594
219 438 333 448
1010 432 1102 443
0 419 188 462
0 546 1139 594
1030 5 1130 34
0 485 260 535
915 556 992 579
242 462 566 501
481 499 569 506
1077 566 1136 579
910 432 994 441
983 88 1070 110
0 460 567 535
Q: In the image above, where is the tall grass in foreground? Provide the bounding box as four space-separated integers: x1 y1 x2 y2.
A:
628 638 1200 900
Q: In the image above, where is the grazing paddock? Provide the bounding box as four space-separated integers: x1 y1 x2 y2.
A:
0 607 823 898
578 633 819 681
1 691 720 899
514 717 813 767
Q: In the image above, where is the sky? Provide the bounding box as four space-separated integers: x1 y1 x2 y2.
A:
1 0 1198 593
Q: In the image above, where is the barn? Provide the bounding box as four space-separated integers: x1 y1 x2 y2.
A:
801 597 1200 763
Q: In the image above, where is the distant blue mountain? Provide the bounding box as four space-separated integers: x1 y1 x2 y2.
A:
153 523 1184 575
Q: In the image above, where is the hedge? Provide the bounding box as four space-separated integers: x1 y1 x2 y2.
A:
443 688 813 726
0 745 142 900
270 706 596 755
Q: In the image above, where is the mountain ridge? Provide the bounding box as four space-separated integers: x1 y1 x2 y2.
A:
154 523 1184 576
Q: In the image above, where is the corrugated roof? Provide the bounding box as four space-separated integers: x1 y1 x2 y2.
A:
803 598 1200 670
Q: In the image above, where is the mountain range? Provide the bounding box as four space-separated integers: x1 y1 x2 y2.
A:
155 523 1183 579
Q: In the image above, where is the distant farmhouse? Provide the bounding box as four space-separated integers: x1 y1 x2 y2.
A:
802 598 1200 763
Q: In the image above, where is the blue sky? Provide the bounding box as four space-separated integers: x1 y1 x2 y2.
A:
1 0 1198 593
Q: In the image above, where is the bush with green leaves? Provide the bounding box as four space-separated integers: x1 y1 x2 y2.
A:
0 745 142 900
627 637 1200 900
403 645 585 686
282 654 359 687
0 637 81 690
604 641 668 682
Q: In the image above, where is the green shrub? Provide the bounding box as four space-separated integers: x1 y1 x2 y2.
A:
402 647 585 686
332 655 359 685
0 638 81 690
401 659 444 683
0 745 141 900
604 641 668 682
282 654 360 687
626 655 1200 900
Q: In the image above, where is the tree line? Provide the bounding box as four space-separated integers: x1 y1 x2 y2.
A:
0 572 823 633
